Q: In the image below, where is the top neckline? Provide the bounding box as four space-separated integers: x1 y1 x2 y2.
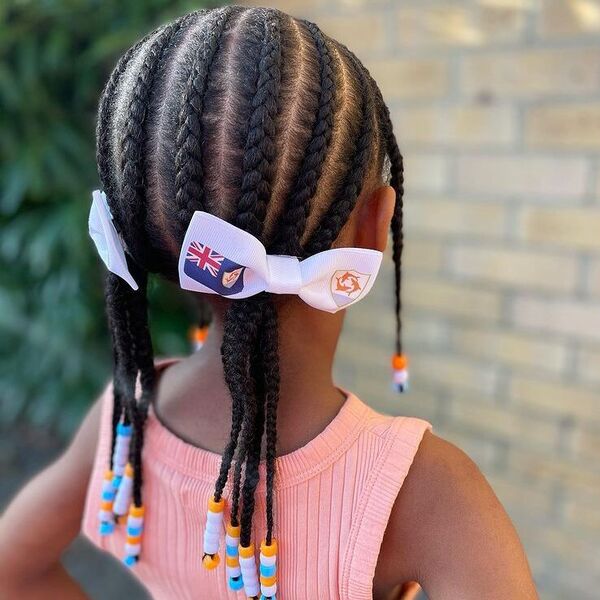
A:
142 358 373 491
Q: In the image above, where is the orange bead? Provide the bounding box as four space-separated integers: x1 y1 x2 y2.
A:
391 353 408 370
103 470 114 481
129 504 145 518
202 553 220 570
260 538 278 557
260 575 277 586
226 555 239 567
126 535 142 545
208 497 225 513
226 522 241 537
239 543 255 558
100 500 113 511
124 463 134 477
117 515 128 525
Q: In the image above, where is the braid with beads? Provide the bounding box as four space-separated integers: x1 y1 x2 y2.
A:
93 6 405 585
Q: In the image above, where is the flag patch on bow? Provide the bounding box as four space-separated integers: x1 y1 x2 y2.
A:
330 270 371 307
184 241 246 295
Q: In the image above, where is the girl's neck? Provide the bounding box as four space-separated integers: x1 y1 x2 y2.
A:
155 299 347 456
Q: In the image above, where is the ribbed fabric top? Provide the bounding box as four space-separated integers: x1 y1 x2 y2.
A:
82 360 431 599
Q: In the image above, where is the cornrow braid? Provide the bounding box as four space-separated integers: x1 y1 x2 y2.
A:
173 7 239 239
269 20 335 256
302 48 376 256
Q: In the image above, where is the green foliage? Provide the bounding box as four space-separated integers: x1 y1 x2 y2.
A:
0 0 217 435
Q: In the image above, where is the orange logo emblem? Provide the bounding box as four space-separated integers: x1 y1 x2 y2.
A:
330 270 371 307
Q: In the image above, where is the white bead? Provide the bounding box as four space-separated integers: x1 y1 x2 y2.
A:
260 553 277 567
206 511 222 526
226 565 241 577
101 479 116 494
127 515 144 529
113 474 133 516
203 534 220 555
205 521 222 536
261 583 277 596
124 543 141 556
98 510 114 522
239 555 256 568
393 369 408 384
243 580 260 597
225 534 239 547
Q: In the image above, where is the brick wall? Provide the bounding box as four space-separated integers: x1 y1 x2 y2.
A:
242 2 600 598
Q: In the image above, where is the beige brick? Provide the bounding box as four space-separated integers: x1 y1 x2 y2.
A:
450 395 560 451
405 278 502 322
366 57 450 100
449 245 578 293
579 347 600 385
526 103 600 149
566 498 600 533
396 105 516 147
488 475 554 517
395 5 525 47
508 449 600 502
510 376 600 421
461 48 600 98
452 327 568 373
403 153 449 193
410 352 498 396
575 427 600 461
404 238 443 272
317 13 387 54
456 155 589 199
405 198 507 238
590 260 600 297
512 296 600 342
518 207 600 250
538 0 600 38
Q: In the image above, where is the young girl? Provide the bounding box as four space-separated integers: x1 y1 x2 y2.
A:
0 6 538 600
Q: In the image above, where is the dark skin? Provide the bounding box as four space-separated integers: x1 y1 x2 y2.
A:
0 186 538 599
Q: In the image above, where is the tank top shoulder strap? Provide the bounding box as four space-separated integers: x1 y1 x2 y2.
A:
340 412 431 600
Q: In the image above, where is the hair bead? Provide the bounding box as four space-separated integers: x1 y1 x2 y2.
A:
202 495 225 569
391 353 409 393
225 521 243 590
112 422 132 479
239 542 260 597
113 462 134 517
190 325 209 352
123 503 145 567
98 469 117 535
259 539 277 598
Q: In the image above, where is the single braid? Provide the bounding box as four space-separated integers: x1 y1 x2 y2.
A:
269 21 335 255
173 7 238 238
118 19 188 264
302 50 375 256
261 299 280 544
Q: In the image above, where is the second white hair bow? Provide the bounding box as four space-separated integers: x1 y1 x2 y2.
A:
178 211 383 313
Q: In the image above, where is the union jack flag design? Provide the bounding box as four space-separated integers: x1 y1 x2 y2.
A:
183 241 246 295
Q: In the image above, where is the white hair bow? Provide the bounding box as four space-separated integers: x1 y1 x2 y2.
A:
178 211 383 313
89 190 139 290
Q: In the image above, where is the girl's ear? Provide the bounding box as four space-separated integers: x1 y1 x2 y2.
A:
354 185 396 252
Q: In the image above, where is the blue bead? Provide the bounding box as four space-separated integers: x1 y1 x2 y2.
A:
127 526 143 536
112 475 122 487
260 563 276 577
260 595 276 600
228 576 244 591
101 490 115 501
117 423 133 436
99 521 114 536
123 555 138 568
226 544 238 556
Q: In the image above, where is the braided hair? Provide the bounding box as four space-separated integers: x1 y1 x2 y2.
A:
96 4 404 566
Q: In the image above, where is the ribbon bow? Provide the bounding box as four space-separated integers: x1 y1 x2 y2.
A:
178 211 383 313
89 190 139 290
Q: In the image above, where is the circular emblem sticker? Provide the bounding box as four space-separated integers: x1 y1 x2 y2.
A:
330 270 371 307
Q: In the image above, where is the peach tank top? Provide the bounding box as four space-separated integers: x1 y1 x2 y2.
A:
82 360 431 599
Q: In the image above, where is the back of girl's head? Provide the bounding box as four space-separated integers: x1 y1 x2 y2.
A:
97 4 403 556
